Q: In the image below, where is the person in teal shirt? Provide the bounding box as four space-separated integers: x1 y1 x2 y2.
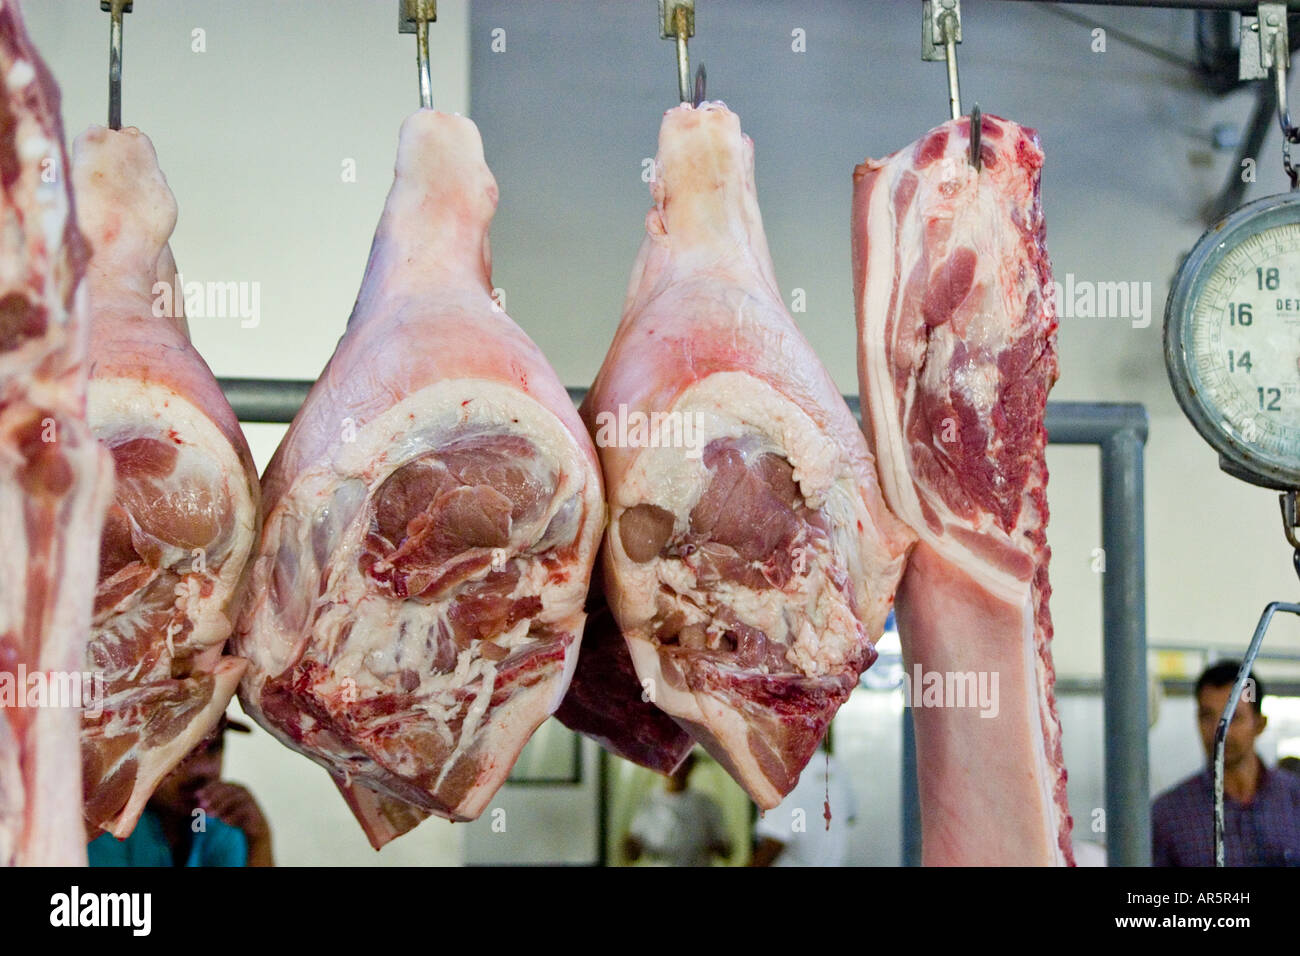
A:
88 716 273 867
88 805 249 867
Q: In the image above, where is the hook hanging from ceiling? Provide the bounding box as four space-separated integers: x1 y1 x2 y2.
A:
922 0 982 172
399 0 437 110
100 0 133 130
661 1 707 106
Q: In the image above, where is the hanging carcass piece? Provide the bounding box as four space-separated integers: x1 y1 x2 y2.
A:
71 126 260 838
553 562 695 775
0 1 114 866
853 114 1073 865
232 111 604 848
584 102 913 808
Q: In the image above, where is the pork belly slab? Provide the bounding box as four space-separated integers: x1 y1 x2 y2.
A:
854 114 1073 865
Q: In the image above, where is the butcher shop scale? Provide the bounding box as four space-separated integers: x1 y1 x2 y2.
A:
1159 1 1300 866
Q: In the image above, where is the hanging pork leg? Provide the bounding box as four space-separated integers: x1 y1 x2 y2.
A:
585 102 913 808
232 111 604 848
72 126 260 838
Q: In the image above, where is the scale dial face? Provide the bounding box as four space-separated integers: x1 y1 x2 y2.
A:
1165 193 1300 489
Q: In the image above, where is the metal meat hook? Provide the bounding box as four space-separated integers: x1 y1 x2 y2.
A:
1272 29 1300 186
661 1 707 106
399 0 437 110
100 0 133 130
923 2 981 172
1246 4 1300 185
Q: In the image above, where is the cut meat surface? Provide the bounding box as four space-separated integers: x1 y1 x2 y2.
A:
854 114 1073 865
72 126 260 839
0 2 114 866
584 102 913 808
232 111 604 848
554 563 694 775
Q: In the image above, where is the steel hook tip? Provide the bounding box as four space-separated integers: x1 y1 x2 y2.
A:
693 64 707 108
969 103 982 172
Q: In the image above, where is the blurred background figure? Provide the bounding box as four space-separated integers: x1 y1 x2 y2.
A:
751 746 856 866
622 750 732 866
88 715 274 867
1151 662 1300 866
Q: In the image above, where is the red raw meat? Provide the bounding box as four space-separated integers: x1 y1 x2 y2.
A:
554 561 694 775
0 1 114 866
232 111 604 848
72 126 260 839
854 113 1073 865
583 102 913 808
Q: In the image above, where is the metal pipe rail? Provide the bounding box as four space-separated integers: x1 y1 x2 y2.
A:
218 378 1150 867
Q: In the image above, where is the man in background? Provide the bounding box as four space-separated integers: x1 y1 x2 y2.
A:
623 751 732 866
1151 662 1300 866
88 715 274 867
